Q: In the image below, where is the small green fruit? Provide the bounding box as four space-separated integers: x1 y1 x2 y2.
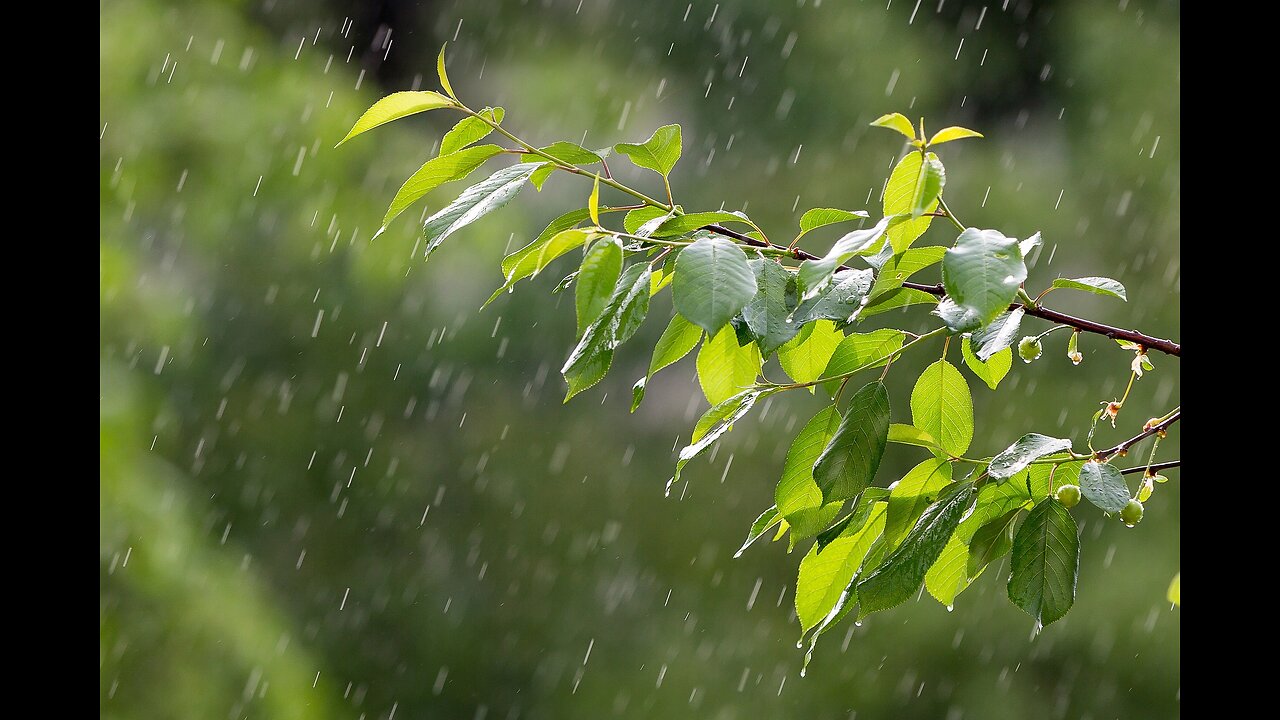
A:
1120 499 1144 527
1055 484 1081 508
1018 336 1042 363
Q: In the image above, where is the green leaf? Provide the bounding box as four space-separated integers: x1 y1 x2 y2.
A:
881 458 954 555
734 506 782 558
799 208 869 233
436 45 456 98
797 217 892 300
648 313 702 377
964 507 1021 579
651 211 751 238
439 108 503 155
630 377 647 413
961 339 1012 390
856 483 974 618
1008 498 1079 629
523 141 604 166
969 308 1024 361
939 228 1028 330
1167 573 1180 606
624 206 670 234
796 501 887 634
696 325 762 407
988 433 1074 481
911 152 945 218
587 176 601 226
791 269 874 326
336 90 455 146
1019 231 1043 258
813 382 891 503
777 321 844 385
859 287 938 320
928 126 983 146
561 263 651 400
1050 277 1128 302
910 360 973 457
529 163 556 190
380 144 504 232
887 424 947 455
924 534 975 608
1079 461 1129 513
867 247 946 301
742 259 800 356
615 124 682 176
486 228 599 305
423 162 541 258
884 152 938 252
575 238 623 334
776 405 846 544
821 329 905 380
870 112 917 140
957 479 1035 543
673 389 768 483
673 237 757 335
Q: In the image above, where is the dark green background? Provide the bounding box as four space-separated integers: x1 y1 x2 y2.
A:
100 1 1179 717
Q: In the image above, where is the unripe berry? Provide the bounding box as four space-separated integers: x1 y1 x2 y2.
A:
1055 484 1081 508
1120 499 1144 527
1018 336 1042 363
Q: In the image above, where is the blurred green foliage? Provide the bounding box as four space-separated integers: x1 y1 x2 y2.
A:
101 1 1178 718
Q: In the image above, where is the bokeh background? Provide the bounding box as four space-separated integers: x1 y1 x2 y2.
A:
100 1 1180 718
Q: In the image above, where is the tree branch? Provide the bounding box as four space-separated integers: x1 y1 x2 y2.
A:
1097 410 1180 461
1120 460 1179 476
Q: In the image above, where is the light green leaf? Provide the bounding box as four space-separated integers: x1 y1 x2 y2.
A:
856 483 974 618
870 112 917 140
939 228 1027 330
734 506 782 558
960 338 1012 390
1008 498 1079 628
575 238 623 334
615 124 682 176
523 141 604 166
436 45 456 98
529 163 556 190
652 211 751 238
911 152 945 218
423 162 541 258
988 433 1074 481
859 287 938 319
887 424 947 455
587 175 601 226
797 217 893 300
928 126 983 146
791 269 874 326
742 259 801 356
821 329 905 380
561 263 651 399
336 90 455 146
957 479 1035 543
776 405 846 544
924 534 975 608
884 152 938 252
439 107 503 155
1050 276 1128 302
648 313 702 377
486 228 599 305
380 144 503 231
1167 573 1180 606
881 458 954 555
867 247 946 301
624 206 671 234
910 360 973 457
1079 461 1129 513
796 501 887 634
696 325 762 407
777 321 844 385
673 237 757 335
673 389 768 483
813 381 891 503
799 208 869 233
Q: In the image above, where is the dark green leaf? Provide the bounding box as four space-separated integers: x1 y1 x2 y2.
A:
381 144 503 231
561 263 651 399
988 433 1073 481
575 238 623 334
965 507 1021 579
797 217 892 300
615 124 682 176
791 269 874 326
1050 276 1128 302
939 228 1028 330
1079 461 1129 512
673 237 757 335
909 360 973 456
742 259 801 356
813 382 891 503
881 458 953 555
970 308 1024 360
1008 498 1079 629
867 247 946 301
423 162 541 258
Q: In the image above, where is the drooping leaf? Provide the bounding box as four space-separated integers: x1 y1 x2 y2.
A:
821 329 905 380
884 152 938 252
734 506 782 558
797 217 892 300
856 483 974 618
813 382 891 503
1079 461 1130 513
696 325 762 407
796 501 887 634
336 90 455 146
439 107 503 155
924 534 976 608
486 228 600 305
880 458 954 555
423 162 541 257
791 269 874 326
964 507 1021 579
561 263 651 399
870 112 916 140
910 360 973 457
988 433 1074 481
969 308 1024 360
742 259 800 356
939 228 1027 330
673 237 757 335
381 144 504 231
673 389 768 483
648 313 702 377
928 126 983 145
799 208 870 234
575 238 623 334
1050 276 1128 302
651 211 752 238
1007 498 1079 628
960 338 1012 390
776 405 845 544
957 478 1035 543
777 321 844 385
529 163 556 190
615 124 682 176
911 152 945 218
887 424 947 455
